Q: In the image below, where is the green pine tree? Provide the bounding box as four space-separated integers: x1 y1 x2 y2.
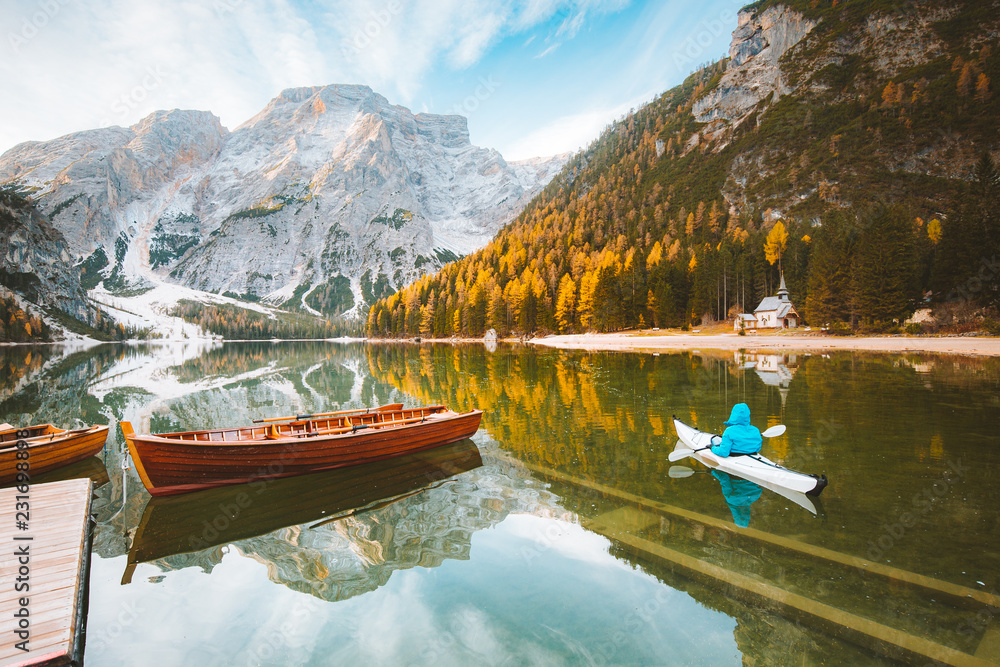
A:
853 205 919 324
805 211 855 325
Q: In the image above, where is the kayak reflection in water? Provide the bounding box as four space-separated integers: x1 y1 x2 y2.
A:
709 403 762 457
710 470 762 527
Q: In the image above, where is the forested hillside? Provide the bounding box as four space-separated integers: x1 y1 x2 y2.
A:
367 0 1000 338
0 291 51 342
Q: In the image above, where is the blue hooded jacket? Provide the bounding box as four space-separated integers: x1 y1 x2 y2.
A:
710 403 762 457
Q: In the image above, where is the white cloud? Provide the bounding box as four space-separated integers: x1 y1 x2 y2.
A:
555 0 629 38
502 97 642 160
0 0 636 153
500 514 625 568
534 42 560 58
447 10 508 69
513 0 563 30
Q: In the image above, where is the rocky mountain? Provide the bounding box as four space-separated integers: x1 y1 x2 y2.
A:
689 0 998 217
369 0 1000 337
0 85 568 324
0 184 89 321
693 5 818 127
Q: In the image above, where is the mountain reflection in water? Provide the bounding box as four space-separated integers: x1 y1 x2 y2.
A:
124 440 483 587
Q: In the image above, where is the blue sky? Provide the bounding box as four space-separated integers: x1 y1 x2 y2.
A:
1 0 741 160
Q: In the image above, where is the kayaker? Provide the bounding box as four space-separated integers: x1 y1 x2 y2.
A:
710 403 762 458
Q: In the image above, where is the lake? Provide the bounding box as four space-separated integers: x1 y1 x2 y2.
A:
2 341 999 665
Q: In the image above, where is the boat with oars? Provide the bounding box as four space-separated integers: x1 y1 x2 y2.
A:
121 403 483 496
0 422 109 485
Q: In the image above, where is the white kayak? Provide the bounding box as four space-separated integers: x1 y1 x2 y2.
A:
672 417 828 498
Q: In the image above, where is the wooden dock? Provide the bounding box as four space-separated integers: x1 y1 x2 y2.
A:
0 479 93 667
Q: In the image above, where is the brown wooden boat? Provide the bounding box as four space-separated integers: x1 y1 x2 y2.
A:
121 404 483 496
122 438 483 583
0 423 109 484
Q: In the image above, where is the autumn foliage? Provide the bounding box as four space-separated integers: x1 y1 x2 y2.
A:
367 10 999 337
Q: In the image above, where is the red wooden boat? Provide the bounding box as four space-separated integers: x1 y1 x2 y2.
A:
120 404 483 496
0 423 109 484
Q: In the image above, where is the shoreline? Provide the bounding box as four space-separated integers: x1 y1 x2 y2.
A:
6 333 998 356
526 332 1000 356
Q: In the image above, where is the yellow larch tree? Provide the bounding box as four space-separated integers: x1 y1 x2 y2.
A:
554 274 576 332
927 218 942 244
764 220 789 269
577 272 598 329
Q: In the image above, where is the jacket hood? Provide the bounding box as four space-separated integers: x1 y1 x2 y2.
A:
724 403 752 426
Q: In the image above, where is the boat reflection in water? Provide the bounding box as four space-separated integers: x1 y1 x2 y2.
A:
7 455 110 489
123 438 483 584
709 470 761 528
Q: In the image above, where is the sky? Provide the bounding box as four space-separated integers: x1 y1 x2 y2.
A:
1 0 742 161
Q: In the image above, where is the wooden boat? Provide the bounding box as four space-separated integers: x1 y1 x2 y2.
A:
121 404 483 496
0 423 109 484
123 438 483 583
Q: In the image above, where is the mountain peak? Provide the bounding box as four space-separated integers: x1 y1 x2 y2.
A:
275 83 379 105
130 108 226 132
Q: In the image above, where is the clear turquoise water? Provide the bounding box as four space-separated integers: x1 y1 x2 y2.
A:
2 341 998 665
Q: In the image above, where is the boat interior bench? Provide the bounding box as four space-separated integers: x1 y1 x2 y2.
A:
166 407 458 443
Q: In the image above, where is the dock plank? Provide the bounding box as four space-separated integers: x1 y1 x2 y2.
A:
0 479 92 667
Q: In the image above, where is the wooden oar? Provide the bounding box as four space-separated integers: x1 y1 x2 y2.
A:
275 414 433 439
668 424 786 463
253 403 404 424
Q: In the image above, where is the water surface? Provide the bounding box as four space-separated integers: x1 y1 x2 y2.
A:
2 341 998 665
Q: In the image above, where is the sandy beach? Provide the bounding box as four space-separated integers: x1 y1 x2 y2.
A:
527 331 1000 356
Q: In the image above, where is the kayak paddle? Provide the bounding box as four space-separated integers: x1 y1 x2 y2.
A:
668 465 700 478
668 424 786 462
